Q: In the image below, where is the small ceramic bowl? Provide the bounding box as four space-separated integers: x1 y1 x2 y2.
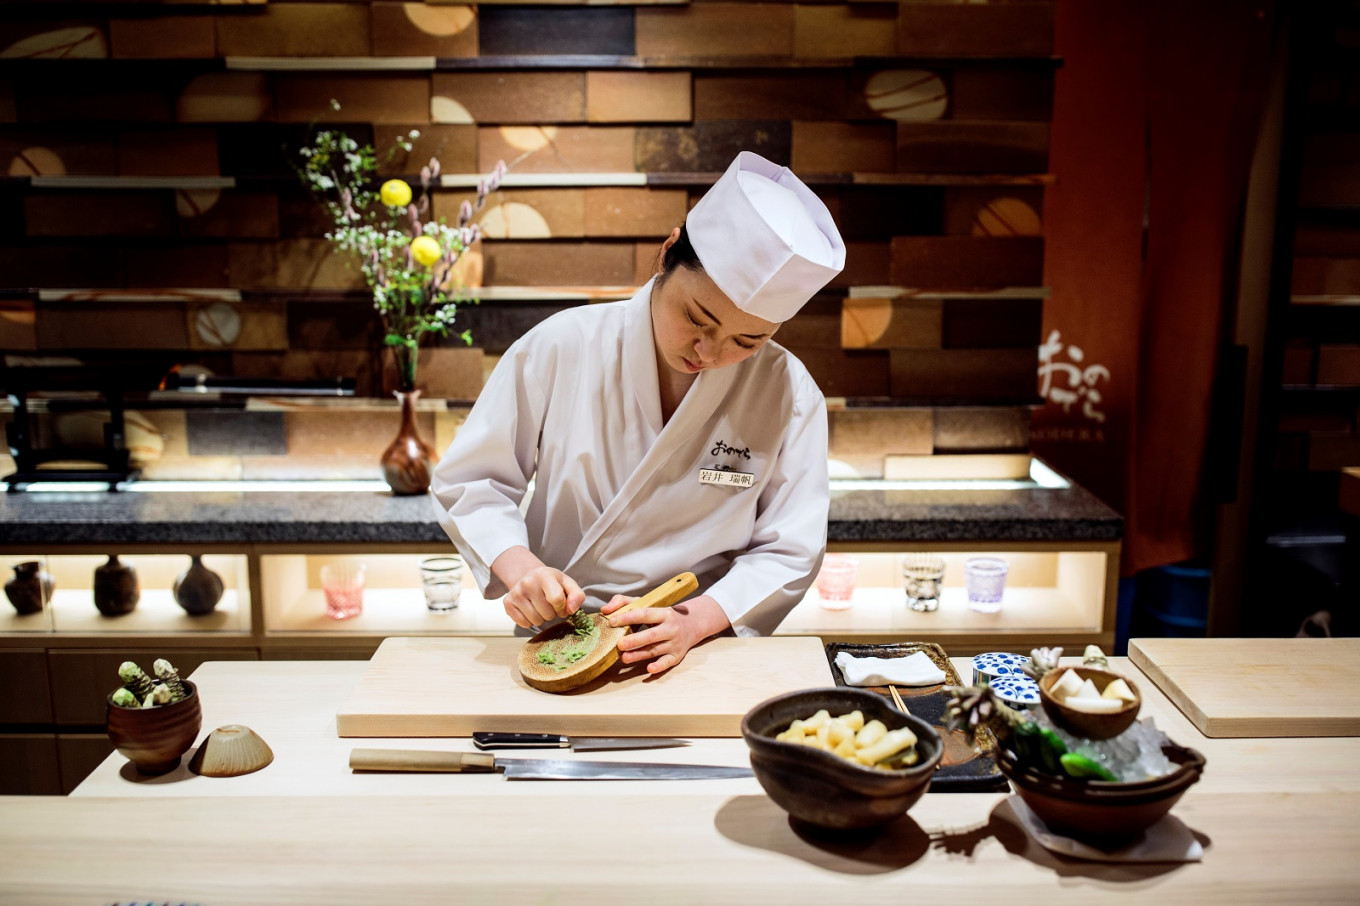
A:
1038 667 1141 740
106 680 202 776
1000 743 1206 841
742 687 943 831
971 651 1031 686
990 674 1042 711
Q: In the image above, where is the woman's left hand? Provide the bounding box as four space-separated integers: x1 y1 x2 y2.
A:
601 593 731 675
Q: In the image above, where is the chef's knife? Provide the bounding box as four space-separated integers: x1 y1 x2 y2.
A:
472 732 689 752
349 748 752 781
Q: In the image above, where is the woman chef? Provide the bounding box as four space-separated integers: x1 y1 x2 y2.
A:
430 151 846 676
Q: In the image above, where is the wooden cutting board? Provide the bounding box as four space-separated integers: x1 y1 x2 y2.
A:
1129 637 1360 738
336 635 833 738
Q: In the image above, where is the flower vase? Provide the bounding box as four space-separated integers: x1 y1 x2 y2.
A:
380 390 436 496
173 554 225 616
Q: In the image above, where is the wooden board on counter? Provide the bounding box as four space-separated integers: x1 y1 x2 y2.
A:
336 635 833 738
1129 637 1360 738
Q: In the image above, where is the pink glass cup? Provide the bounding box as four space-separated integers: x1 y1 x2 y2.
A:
815 555 858 610
321 563 365 620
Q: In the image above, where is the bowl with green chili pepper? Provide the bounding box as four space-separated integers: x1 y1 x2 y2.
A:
999 742 1206 840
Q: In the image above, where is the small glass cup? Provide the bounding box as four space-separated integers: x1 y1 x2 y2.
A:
901 554 946 612
320 562 365 621
419 556 464 613
815 555 858 610
965 557 1009 613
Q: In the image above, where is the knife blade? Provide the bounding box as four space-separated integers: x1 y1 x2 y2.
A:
349 748 752 781
472 731 689 752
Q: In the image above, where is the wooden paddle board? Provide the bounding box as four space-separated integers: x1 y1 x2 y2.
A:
336 635 833 738
1129 637 1360 738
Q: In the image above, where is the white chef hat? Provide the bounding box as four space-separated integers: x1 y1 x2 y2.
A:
685 151 846 323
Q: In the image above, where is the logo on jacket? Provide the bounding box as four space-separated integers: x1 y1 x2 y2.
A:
710 439 751 461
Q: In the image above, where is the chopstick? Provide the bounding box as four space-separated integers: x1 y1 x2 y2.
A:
888 685 907 712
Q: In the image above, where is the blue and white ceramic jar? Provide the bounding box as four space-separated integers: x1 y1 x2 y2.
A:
971 651 1031 686
990 674 1042 711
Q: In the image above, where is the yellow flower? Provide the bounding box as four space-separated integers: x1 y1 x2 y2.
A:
380 179 412 208
411 235 442 267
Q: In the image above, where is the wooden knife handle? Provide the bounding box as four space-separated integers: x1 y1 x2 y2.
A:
613 572 699 616
349 749 497 773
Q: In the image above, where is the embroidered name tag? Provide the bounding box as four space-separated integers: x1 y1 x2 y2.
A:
700 468 754 488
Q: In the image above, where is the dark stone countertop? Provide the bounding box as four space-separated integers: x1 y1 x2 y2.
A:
0 477 1121 546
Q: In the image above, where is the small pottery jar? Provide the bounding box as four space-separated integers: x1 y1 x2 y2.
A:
173 554 224 616
5 561 53 615
93 555 140 617
107 680 202 776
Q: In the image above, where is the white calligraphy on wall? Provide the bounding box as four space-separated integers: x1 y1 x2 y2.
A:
1038 330 1109 423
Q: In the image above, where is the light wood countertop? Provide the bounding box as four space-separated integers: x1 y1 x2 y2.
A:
2 651 1358 903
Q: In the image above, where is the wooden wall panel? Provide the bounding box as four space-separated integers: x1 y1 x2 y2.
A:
583 187 688 237
794 5 897 59
889 348 1038 402
478 126 636 174
377 124 478 176
932 406 1030 453
890 237 1044 289
371 3 477 58
0 132 117 177
215 4 372 58
176 73 274 123
842 298 942 350
35 301 190 350
636 4 795 58
117 128 220 177
276 75 431 124
437 188 587 239
942 297 1044 348
478 6 633 57
694 73 847 122
791 122 896 173
110 16 216 59
587 72 691 123
433 73 587 124
481 242 636 286
897 2 1055 57
636 122 792 172
897 122 1050 174
784 346 891 398
24 193 176 238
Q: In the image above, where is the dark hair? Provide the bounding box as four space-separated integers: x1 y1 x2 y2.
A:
656 223 704 284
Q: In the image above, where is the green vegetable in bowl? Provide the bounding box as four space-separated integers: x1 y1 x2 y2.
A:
118 661 155 700
110 687 140 709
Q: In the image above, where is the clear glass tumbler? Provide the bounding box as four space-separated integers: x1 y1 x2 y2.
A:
419 556 464 613
815 554 858 610
320 562 365 621
964 557 1009 613
901 554 947 612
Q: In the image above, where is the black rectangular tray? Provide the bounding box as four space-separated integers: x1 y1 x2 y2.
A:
825 641 1009 793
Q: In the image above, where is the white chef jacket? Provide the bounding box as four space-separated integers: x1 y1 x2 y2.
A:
429 278 829 636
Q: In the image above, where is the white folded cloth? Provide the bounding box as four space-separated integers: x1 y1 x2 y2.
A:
1007 797 1205 863
834 650 946 687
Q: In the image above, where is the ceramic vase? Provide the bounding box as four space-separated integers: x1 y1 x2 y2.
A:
93 554 140 616
5 561 53 615
380 389 436 496
173 554 224 616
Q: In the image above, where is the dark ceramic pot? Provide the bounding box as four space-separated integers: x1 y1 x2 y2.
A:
106 680 202 775
173 554 224 616
999 743 1206 841
381 389 436 496
5 561 53 615
93 554 140 617
742 687 943 831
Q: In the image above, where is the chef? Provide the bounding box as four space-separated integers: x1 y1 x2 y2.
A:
430 150 845 675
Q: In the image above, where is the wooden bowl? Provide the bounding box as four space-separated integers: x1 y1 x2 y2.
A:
1000 743 1205 841
106 680 202 775
742 687 943 831
1039 667 1141 740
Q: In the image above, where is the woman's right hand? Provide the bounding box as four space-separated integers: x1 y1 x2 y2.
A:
491 546 587 628
502 566 586 629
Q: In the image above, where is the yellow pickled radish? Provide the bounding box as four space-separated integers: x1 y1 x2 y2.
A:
1102 677 1137 703
380 179 412 207
410 235 442 267
1049 668 1084 701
